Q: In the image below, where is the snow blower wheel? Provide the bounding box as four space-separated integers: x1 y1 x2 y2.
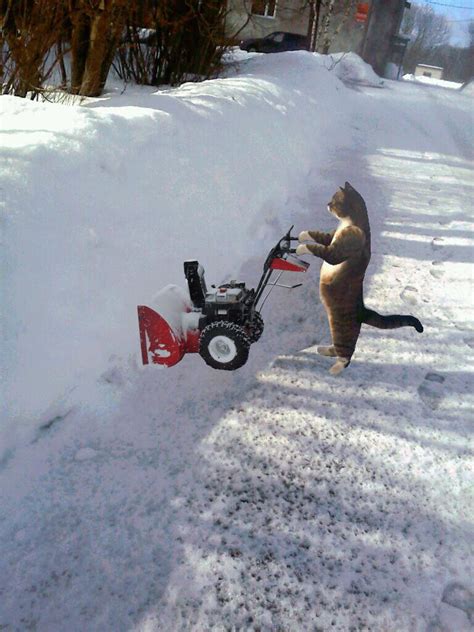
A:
247 312 264 343
199 321 251 370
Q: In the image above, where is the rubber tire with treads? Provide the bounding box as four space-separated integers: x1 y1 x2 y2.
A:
247 312 264 343
199 321 251 370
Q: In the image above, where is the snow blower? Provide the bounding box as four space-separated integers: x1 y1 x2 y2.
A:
137 226 309 371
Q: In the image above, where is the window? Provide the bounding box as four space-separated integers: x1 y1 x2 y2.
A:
423 71 432 77
265 33 284 44
252 0 277 18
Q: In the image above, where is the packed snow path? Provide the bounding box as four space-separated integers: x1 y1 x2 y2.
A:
1 54 473 631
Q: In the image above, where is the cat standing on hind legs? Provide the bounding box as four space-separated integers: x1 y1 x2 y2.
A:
296 182 423 376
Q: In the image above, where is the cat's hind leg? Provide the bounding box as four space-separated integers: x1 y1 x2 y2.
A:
317 346 337 357
317 345 349 374
327 312 359 376
329 357 350 376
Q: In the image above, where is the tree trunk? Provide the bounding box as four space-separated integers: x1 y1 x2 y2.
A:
79 11 110 96
308 0 323 52
321 0 336 54
70 10 91 94
69 0 127 97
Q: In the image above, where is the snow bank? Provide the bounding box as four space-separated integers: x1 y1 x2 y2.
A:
1 51 356 451
327 51 384 87
2 50 473 632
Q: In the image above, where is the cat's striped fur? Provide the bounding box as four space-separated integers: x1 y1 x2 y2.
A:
297 182 423 375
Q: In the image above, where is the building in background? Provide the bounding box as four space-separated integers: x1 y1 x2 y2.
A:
226 1 367 54
226 0 309 39
226 0 411 78
415 64 444 79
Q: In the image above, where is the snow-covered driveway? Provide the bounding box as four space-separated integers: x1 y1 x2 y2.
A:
1 54 473 631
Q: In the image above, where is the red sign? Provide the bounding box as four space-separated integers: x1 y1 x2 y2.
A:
355 2 369 23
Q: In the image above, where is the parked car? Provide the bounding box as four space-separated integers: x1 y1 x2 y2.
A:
239 31 309 54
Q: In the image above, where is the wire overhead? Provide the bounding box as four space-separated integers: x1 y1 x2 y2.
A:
424 1 474 9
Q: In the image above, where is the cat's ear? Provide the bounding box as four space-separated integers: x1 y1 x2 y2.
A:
345 181 353 190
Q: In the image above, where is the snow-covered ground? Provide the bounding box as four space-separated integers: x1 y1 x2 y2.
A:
402 73 463 91
1 51 473 631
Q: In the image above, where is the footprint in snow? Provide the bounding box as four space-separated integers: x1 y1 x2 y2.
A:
464 337 474 349
431 237 445 251
430 261 445 279
454 322 472 332
442 582 474 624
400 285 418 305
101 367 125 386
417 372 446 410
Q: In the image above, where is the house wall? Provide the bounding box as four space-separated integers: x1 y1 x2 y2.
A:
227 0 409 78
415 65 443 80
323 5 367 56
226 0 310 41
226 0 365 54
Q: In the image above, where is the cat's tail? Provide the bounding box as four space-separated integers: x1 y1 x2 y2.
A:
359 306 424 333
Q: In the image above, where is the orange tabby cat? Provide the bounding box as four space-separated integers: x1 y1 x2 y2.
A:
296 182 423 375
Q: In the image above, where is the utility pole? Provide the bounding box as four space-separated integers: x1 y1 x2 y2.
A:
361 0 407 77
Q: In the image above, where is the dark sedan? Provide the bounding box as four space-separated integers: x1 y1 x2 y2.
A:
239 31 309 54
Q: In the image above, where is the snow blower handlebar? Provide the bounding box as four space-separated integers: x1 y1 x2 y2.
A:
263 225 299 269
252 226 308 312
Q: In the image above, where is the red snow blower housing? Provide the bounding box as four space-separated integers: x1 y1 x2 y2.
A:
137 226 309 371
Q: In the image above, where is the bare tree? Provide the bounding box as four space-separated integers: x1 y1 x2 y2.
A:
69 0 129 96
401 3 451 73
307 0 323 51
306 0 358 53
115 0 228 87
1 0 66 97
1 0 229 98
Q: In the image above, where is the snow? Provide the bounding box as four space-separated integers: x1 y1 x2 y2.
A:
1 51 354 440
403 73 464 90
150 285 192 337
329 51 385 87
1 50 473 631
460 79 474 96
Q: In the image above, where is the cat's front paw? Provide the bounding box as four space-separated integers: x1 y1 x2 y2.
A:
298 230 312 242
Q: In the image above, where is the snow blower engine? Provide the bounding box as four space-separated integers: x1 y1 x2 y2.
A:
137 226 309 371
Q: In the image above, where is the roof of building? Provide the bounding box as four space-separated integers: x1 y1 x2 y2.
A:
416 64 443 70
